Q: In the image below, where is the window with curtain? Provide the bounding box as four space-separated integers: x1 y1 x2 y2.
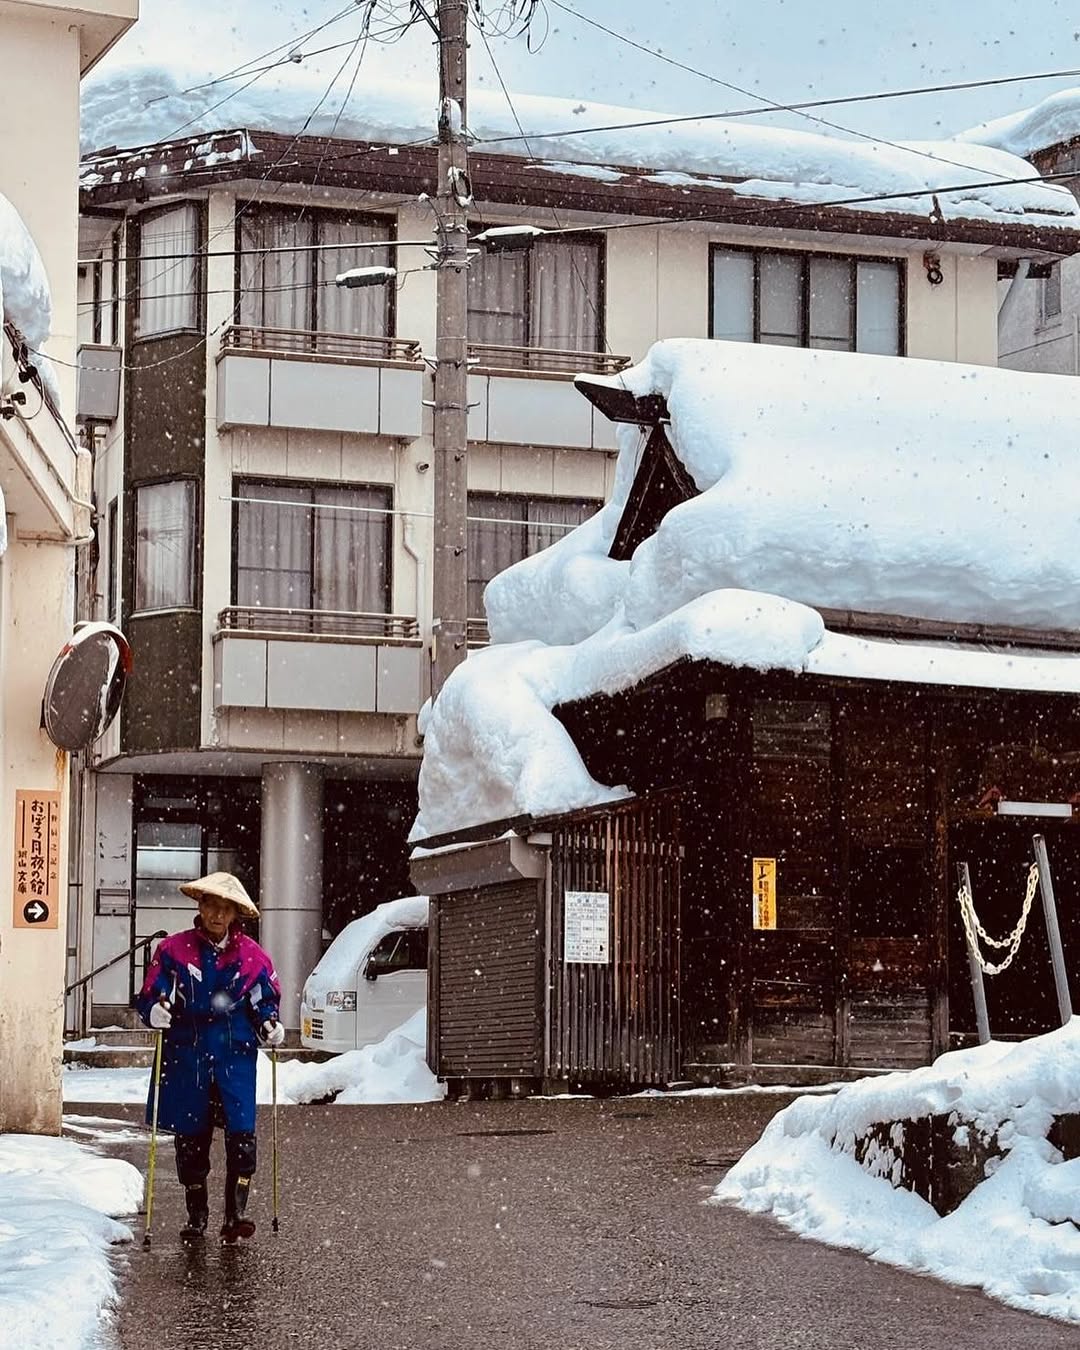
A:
234 478 392 622
468 235 601 353
238 207 393 338
137 204 200 337
467 493 600 619
710 245 902 355
134 480 197 611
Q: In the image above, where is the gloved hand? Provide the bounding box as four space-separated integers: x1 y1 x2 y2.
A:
149 998 172 1030
261 1019 285 1048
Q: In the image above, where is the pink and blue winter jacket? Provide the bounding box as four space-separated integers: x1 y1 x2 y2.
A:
137 921 281 1135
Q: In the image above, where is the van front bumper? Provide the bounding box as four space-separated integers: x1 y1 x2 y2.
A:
300 1000 357 1054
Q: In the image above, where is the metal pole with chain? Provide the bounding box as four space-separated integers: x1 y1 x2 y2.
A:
430 0 471 697
956 862 991 1045
1033 833 1073 1026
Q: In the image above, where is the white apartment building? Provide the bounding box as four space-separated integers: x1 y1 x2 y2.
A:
72 118 1080 1033
0 0 136 1134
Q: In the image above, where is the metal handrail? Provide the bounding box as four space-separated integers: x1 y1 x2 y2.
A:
66 929 166 997
221 324 423 364
218 605 420 640
468 341 631 377
66 929 167 1038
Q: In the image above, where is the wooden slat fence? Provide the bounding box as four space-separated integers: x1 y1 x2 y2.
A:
549 795 681 1087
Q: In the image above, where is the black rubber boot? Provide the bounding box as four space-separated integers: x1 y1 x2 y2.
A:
220 1173 255 1244
180 1182 209 1241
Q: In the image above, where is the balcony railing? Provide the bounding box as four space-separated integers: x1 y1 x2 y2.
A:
218 606 420 641
467 616 490 646
221 325 423 364
468 343 631 377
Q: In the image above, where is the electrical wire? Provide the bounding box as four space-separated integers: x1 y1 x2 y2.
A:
472 11 611 355
492 165 1080 241
470 66 1080 146
544 0 1080 122
535 0 1034 184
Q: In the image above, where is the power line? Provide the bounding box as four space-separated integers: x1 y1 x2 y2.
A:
544 0 1080 121
512 165 1080 240
78 227 434 269
147 3 379 105
472 10 610 353
541 0 1033 184
473 67 1080 144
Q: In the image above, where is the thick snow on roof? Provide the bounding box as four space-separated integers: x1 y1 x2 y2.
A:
718 1020 1080 1323
0 191 52 348
957 86 1080 160
412 341 1080 841
80 67 1079 228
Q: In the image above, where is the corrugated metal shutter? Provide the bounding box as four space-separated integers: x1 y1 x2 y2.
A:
435 880 543 1079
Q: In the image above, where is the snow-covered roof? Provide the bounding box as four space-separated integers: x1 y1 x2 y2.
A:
0 192 52 349
80 68 1080 235
957 87 1080 161
411 341 1080 842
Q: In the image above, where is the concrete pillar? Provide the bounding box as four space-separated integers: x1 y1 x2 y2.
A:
259 762 325 1030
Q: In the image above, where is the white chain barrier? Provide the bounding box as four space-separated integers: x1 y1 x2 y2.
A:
956 864 1039 976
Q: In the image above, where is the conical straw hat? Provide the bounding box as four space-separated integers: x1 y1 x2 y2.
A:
179 871 259 918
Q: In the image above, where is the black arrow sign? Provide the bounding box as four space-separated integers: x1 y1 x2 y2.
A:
23 899 49 924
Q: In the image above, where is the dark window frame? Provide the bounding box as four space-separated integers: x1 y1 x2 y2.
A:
233 203 397 337
466 490 603 620
230 474 394 617
133 200 205 342
708 242 906 355
132 476 201 615
467 228 606 352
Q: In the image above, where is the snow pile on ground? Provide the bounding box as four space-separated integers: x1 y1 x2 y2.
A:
0 191 52 348
262 1009 445 1105
957 86 1080 160
79 67 1078 228
412 339 1080 839
0 1132 141 1349
64 1008 445 1108
715 1021 1080 1323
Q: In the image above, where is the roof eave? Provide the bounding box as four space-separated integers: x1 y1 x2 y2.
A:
78 130 1080 257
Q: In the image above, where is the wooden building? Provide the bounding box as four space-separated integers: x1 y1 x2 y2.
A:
411 362 1080 1096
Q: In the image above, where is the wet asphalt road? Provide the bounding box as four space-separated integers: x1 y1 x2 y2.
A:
82 1093 1080 1350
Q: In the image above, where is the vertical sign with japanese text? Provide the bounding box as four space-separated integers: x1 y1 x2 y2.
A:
13 789 61 929
752 857 777 930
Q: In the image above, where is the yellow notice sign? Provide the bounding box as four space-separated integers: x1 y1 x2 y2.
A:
13 789 61 930
752 857 777 930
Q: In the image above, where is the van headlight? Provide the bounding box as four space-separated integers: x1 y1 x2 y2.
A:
326 990 357 1011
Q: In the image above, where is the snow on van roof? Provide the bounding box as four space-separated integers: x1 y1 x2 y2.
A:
411 340 1080 841
306 895 429 991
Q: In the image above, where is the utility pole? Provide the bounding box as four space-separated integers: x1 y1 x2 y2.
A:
430 0 471 696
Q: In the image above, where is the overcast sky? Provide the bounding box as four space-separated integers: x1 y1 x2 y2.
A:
98 0 1080 143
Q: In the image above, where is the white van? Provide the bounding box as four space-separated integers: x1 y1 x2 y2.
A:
300 895 429 1053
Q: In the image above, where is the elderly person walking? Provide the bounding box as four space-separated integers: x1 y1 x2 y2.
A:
137 871 284 1243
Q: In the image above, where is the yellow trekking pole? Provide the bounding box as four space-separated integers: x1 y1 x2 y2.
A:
271 1045 280 1233
143 1027 164 1249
